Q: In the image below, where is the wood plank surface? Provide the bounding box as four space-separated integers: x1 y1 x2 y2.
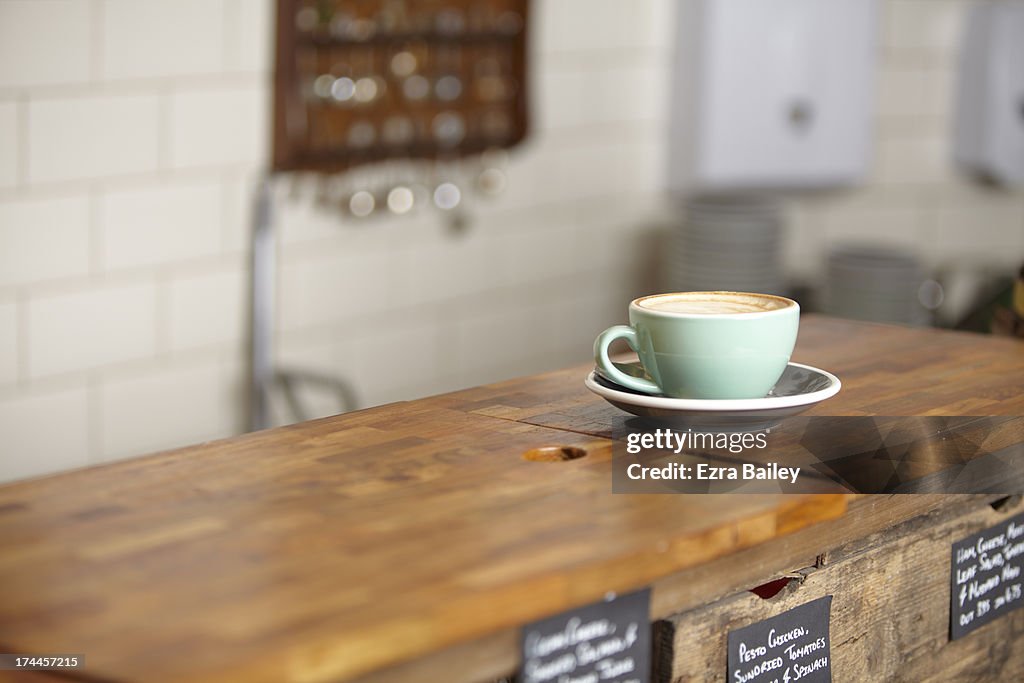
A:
356 494 1004 683
425 315 1024 431
366 317 1024 679
0 316 1020 683
655 495 1024 682
0 404 844 683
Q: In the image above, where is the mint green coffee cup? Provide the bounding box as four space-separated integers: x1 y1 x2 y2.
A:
593 291 799 399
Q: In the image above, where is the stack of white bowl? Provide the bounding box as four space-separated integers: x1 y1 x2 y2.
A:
824 245 924 324
664 195 785 296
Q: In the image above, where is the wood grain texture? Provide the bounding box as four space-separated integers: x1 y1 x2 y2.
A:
425 315 1024 431
361 319 1024 680
0 673 84 683
655 496 1024 682
358 495 969 683
0 316 1020 682
0 404 843 683
648 494 967 619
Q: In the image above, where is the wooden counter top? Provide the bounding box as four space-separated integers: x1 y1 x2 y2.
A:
0 316 1021 683
427 315 1024 431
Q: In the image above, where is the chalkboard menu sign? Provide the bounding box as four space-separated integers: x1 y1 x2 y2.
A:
727 596 832 683
950 511 1024 640
517 589 650 683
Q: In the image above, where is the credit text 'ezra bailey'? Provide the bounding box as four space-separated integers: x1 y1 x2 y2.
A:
626 462 801 485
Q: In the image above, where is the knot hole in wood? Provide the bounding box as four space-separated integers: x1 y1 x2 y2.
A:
522 446 588 462
990 495 1023 513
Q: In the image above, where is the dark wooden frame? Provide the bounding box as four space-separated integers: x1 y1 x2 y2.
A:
271 0 531 174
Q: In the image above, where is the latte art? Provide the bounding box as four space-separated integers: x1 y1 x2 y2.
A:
637 292 790 315
647 300 773 314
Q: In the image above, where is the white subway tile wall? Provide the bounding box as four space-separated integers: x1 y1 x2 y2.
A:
0 387 90 481
0 195 90 287
0 1 92 88
0 0 1021 482
167 261 247 352
226 0 276 73
349 318 448 407
101 0 228 80
98 359 240 462
100 180 223 270
28 95 162 183
167 86 269 169
28 280 158 379
0 300 16 386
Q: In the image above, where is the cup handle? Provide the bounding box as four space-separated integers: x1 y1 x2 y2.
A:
593 325 662 395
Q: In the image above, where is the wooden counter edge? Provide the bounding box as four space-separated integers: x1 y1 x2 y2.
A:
344 493 849 683
353 495 1023 683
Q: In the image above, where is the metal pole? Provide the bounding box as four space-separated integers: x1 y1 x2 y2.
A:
248 175 276 431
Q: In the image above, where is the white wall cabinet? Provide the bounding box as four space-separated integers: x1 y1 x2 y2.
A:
667 0 877 192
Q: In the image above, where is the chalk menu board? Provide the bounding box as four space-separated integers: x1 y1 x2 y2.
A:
517 589 650 683
950 511 1024 640
727 596 832 683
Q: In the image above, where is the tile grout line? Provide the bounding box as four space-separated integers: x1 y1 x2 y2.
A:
16 93 29 188
223 0 238 72
89 183 104 277
155 270 171 358
0 71 266 102
90 0 105 83
156 88 171 172
87 372 103 464
0 163 253 202
220 169 236 254
15 289 29 389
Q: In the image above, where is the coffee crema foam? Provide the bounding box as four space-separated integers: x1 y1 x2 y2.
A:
637 292 791 315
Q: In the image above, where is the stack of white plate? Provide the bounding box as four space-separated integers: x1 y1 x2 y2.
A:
824 245 924 324
664 195 785 295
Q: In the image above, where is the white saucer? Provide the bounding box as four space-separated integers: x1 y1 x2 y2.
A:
585 361 841 425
